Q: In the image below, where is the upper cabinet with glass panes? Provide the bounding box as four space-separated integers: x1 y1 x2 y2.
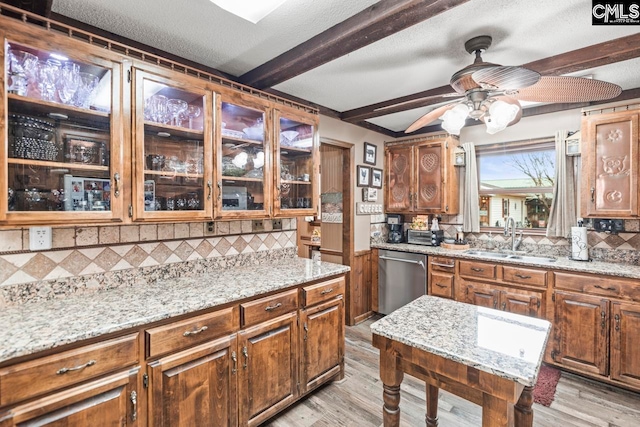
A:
215 92 272 218
2 36 126 224
131 68 213 221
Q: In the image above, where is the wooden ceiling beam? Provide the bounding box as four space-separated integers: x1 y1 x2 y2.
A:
238 0 470 89
342 33 640 124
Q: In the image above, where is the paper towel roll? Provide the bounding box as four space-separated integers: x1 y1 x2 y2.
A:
571 227 589 261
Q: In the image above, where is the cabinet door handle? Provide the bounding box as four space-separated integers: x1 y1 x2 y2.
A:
614 314 620 331
501 302 506 310
471 267 484 272
601 310 606 329
113 172 121 197
130 391 137 421
56 359 96 375
493 300 498 309
265 302 282 311
594 284 616 291
242 346 248 369
320 288 334 295
183 325 208 337
303 323 308 341
515 274 532 279
591 187 595 202
217 181 222 200
207 180 212 200
231 351 237 374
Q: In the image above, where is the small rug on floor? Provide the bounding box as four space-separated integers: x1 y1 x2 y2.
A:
533 365 561 407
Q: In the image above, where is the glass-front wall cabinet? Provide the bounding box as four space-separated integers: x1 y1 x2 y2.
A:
132 69 213 220
274 111 317 216
3 39 124 223
216 94 270 218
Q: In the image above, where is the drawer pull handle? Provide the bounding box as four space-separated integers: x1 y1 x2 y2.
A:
56 359 96 375
594 284 616 291
431 262 454 268
231 351 237 374
435 283 448 288
320 288 334 295
471 267 484 272
242 346 248 369
265 302 282 311
183 325 209 336
130 391 137 421
515 274 532 279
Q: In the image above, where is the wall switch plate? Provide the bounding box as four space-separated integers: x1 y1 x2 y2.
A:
252 219 264 232
272 219 282 230
29 226 52 251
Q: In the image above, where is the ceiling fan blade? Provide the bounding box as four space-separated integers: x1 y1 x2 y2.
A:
480 96 523 126
512 76 622 103
405 102 459 133
374 92 461 112
472 66 541 90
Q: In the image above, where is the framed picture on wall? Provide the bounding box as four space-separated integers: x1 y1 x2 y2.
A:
357 165 371 187
364 142 376 165
371 168 383 189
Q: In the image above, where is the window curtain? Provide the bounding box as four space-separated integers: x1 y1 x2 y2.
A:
462 142 480 232
546 130 577 237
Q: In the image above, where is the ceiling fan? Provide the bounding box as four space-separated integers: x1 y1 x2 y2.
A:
404 35 622 135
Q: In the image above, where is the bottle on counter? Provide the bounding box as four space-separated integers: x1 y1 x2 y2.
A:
431 217 439 231
456 226 464 242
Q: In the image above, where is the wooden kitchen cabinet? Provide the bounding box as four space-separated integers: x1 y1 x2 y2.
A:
428 256 456 300
147 335 238 427
238 312 299 427
0 368 140 427
385 135 459 214
1 29 127 225
610 302 640 388
581 109 639 218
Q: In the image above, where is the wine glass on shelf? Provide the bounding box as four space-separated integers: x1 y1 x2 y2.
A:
36 59 61 102
148 94 168 124
186 104 201 129
57 62 80 105
74 72 99 109
7 49 38 96
167 98 188 127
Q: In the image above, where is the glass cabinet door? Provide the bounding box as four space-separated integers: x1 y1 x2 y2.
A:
2 39 124 223
215 94 271 218
274 111 318 216
132 69 213 220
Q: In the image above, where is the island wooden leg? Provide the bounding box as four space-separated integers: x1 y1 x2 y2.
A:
482 394 513 427
379 345 403 426
425 384 439 426
514 385 534 427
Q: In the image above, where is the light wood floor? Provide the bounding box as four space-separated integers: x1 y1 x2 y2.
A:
264 316 640 427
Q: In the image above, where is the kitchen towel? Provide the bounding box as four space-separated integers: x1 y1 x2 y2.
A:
570 226 589 260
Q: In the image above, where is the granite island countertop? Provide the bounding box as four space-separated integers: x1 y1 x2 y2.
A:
371 295 551 387
372 242 640 279
0 258 350 364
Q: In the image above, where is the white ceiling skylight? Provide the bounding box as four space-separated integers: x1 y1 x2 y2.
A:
210 0 288 24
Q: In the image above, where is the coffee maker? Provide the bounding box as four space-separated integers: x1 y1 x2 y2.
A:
387 214 404 243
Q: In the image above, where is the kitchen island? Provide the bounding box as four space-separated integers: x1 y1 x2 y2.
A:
371 295 551 427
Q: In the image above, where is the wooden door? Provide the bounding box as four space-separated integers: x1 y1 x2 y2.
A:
553 292 609 376
610 302 640 388
147 335 238 427
463 282 499 309
1 369 138 427
299 298 345 394
582 110 639 217
238 312 298 427
501 289 543 318
414 142 444 212
131 67 214 222
385 145 412 212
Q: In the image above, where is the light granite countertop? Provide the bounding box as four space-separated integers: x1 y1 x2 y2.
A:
372 243 640 279
0 258 349 364
371 295 551 387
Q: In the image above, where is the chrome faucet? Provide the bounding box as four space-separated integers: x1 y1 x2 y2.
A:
504 217 522 251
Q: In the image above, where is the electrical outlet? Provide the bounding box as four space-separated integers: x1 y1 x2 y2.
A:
29 226 52 251
272 219 282 230
207 222 214 233
252 219 264 232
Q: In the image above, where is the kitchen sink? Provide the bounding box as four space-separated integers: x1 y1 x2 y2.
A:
463 250 557 263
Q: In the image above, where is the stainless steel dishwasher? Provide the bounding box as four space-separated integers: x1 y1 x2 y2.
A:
378 250 427 314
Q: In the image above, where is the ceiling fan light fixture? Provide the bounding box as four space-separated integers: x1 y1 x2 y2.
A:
210 0 287 23
484 99 519 134
440 103 469 135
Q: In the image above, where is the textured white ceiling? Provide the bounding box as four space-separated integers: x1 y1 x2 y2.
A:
52 0 640 133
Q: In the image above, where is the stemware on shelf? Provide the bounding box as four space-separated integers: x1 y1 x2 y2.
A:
167 98 188 127
57 62 80 105
7 49 38 96
36 59 61 102
74 72 99 109
186 104 201 129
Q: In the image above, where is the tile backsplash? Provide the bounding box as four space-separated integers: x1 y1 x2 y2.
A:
0 219 297 305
